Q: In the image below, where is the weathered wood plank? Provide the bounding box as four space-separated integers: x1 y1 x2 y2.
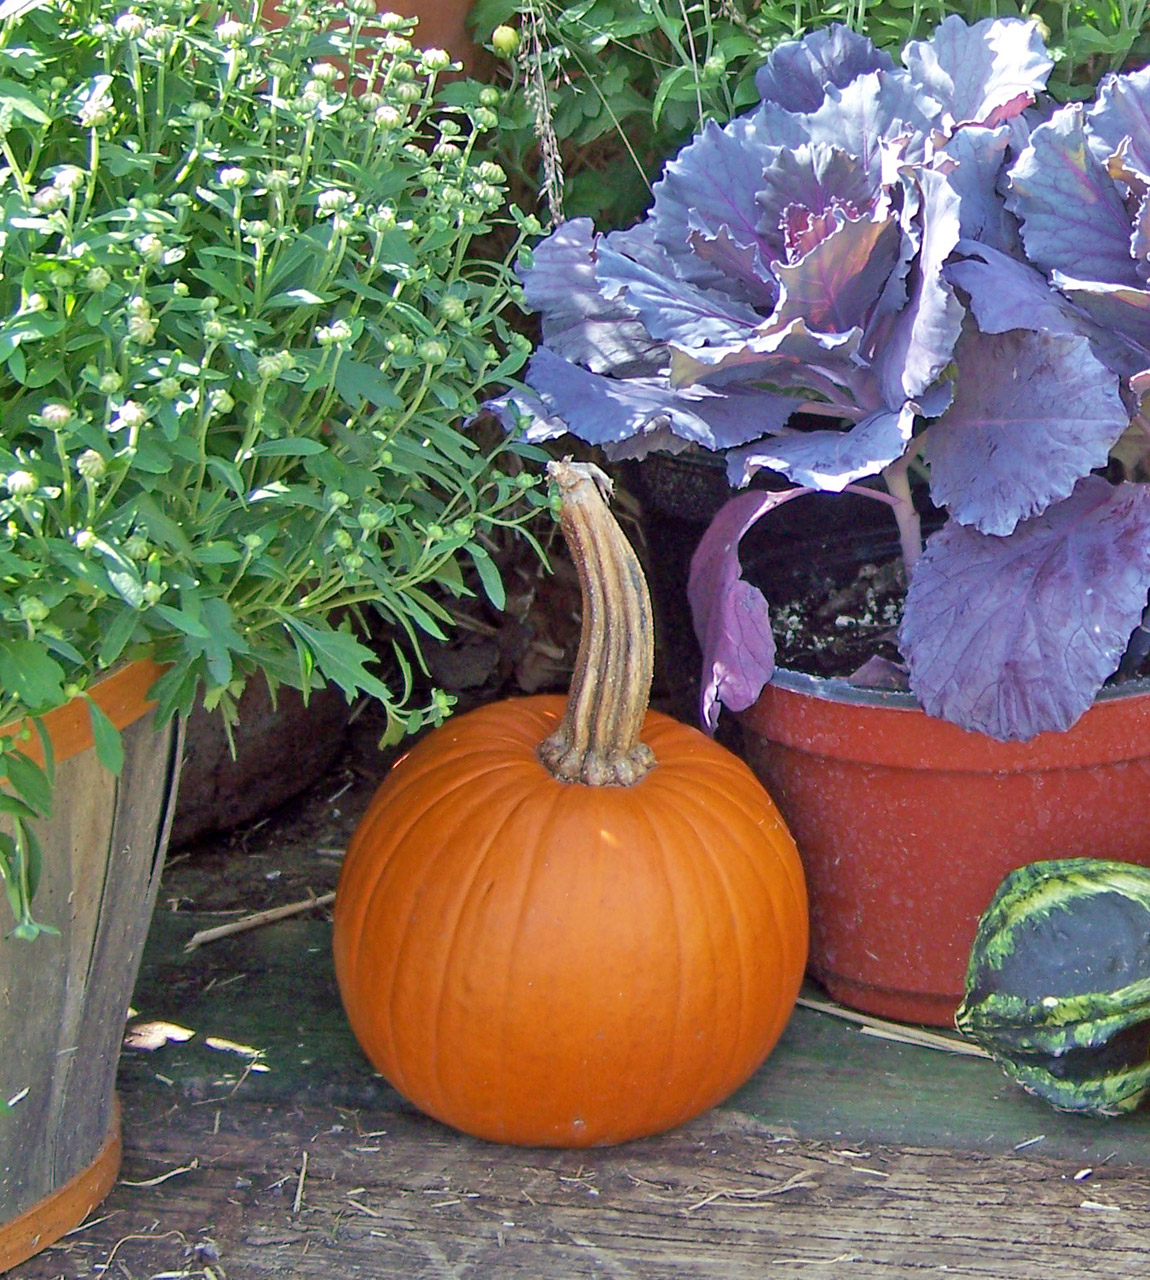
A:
0 713 181 1219
11 1094 1150 1279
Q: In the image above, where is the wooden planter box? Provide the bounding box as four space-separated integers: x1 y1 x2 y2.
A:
0 661 183 1270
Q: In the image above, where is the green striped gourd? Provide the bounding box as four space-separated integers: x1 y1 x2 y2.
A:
955 858 1150 1117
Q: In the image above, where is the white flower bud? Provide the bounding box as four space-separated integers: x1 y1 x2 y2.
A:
5 470 37 497
134 233 164 263
52 165 86 193
76 449 106 481
32 186 65 212
114 11 148 39
214 18 248 43
126 314 157 344
112 400 148 430
40 402 74 429
317 187 351 211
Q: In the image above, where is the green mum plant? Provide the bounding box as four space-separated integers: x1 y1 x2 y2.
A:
0 0 546 937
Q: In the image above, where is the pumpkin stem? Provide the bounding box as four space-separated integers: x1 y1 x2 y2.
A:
538 459 657 786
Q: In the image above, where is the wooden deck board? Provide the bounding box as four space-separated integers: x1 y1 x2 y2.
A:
12 735 1150 1279
11 1091 1150 1278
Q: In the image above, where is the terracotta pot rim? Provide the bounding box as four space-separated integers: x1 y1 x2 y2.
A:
741 665 1150 773
769 663 1150 711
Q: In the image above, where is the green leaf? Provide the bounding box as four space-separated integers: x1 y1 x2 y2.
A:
98 609 140 668
3 749 53 817
205 456 245 495
263 288 331 308
0 0 53 23
282 617 393 702
6 345 26 383
334 359 402 411
250 438 328 457
31 717 54 787
150 603 211 638
197 596 248 686
86 698 124 776
0 793 38 822
0 78 49 124
0 641 64 711
652 64 696 130
131 495 194 556
195 542 243 564
467 542 505 610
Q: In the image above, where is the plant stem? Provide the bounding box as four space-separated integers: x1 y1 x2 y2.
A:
882 450 923 574
537 459 656 787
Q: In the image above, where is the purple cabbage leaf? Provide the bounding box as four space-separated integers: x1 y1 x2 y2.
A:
518 218 663 375
1007 105 1144 287
901 14 1053 129
688 488 810 730
593 239 764 347
900 478 1150 741
650 113 786 299
516 348 802 453
924 327 1127 535
935 126 1018 251
489 17 1150 744
866 167 964 406
1085 65 1150 177
726 403 915 490
754 25 895 113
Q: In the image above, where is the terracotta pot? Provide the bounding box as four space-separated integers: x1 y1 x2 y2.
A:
171 675 351 848
0 661 182 1271
737 667 1150 1027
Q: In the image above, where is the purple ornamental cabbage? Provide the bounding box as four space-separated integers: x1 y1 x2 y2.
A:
496 18 1150 743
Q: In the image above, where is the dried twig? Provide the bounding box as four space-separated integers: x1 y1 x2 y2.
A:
686 1170 817 1212
796 995 991 1058
184 891 336 951
293 1151 309 1215
121 1158 199 1188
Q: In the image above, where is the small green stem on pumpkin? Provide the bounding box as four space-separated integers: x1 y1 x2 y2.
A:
538 460 656 787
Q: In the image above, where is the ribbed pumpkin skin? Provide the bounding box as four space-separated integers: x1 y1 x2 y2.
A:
333 694 808 1147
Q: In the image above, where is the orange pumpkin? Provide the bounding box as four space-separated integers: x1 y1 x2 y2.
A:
333 461 808 1147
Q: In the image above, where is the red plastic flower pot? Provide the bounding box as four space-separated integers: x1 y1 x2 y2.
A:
737 667 1150 1026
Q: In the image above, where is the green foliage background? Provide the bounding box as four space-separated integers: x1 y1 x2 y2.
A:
472 0 1150 229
